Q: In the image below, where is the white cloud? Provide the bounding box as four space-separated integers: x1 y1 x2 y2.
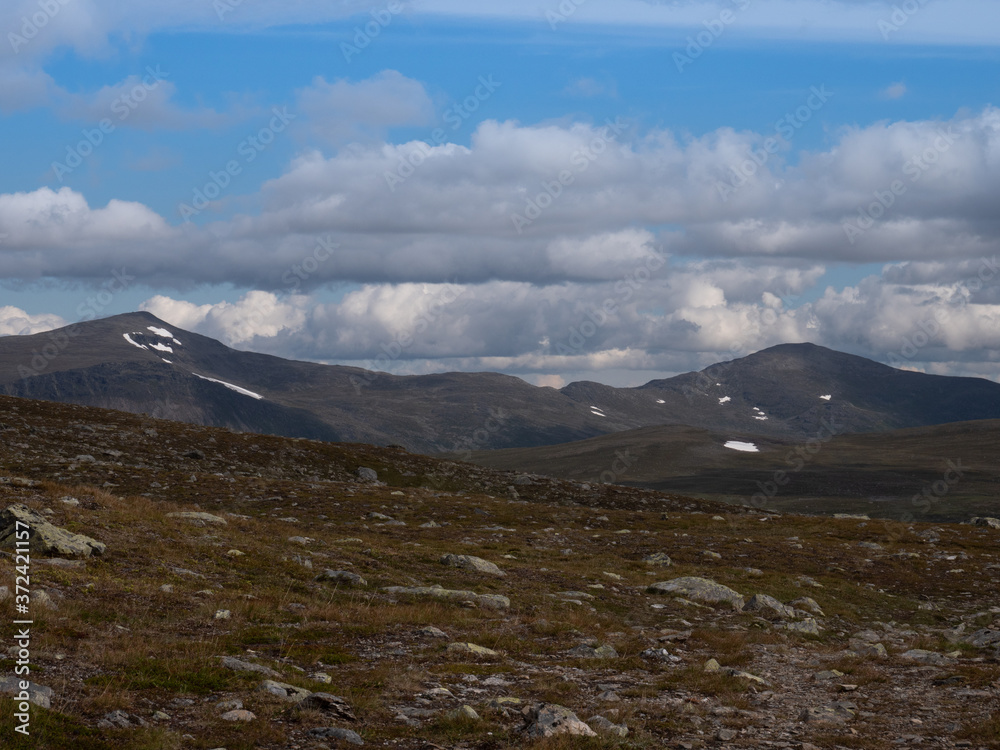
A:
882 82 908 100
0 306 66 336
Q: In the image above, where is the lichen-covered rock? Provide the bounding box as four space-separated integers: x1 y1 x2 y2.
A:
648 576 744 609
971 516 1000 529
0 504 105 557
258 680 311 702
522 703 596 738
440 553 505 577
743 593 797 619
382 584 510 610
643 552 672 567
166 511 227 526
447 642 501 658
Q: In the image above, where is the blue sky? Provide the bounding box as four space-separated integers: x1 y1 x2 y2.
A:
1 1 999 386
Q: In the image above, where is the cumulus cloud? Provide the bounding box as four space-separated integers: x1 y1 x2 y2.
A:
295 71 435 146
0 306 66 336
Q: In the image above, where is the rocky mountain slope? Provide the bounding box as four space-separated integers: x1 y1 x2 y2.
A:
0 394 999 749
4 312 1000 454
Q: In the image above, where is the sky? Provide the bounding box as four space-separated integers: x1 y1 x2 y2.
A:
0 0 999 388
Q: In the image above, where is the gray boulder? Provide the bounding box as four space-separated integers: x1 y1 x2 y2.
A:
316 570 367 587
971 517 1000 529
0 504 105 557
382 584 510 610
309 727 364 745
440 554 505 577
648 576 745 609
220 656 280 677
522 703 596 738
743 593 797 619
259 680 311 702
0 676 52 708
298 693 357 721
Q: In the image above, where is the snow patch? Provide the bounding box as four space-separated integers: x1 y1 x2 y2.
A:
724 441 759 453
161 359 172 364
123 333 147 350
193 373 263 400
150 342 173 353
656 399 665 404
820 394 832 401
718 396 731 405
591 411 606 417
147 326 173 338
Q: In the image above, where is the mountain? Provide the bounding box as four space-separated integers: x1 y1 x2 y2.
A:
3 312 1000 452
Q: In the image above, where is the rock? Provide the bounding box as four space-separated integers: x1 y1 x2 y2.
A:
60 496 80 506
782 618 821 636
901 649 956 666
216 699 243 711
522 703 597 738
220 656 280 677
166 511 227 526
788 596 825 616
37 558 85 570
382 585 510 610
214 610 230 620
971 517 1000 529
316 570 368 587
813 670 845 681
357 467 379 482
447 642 501 658
704 658 721 672
97 710 148 728
567 644 618 659
0 504 106 557
259 680 311 702
717 728 738 741
648 576 745 609
33 590 58 610
298 693 357 721
743 593 797 619
152 711 170 721
849 641 888 658
0 676 52 708
489 697 523 715
310 727 365 744
221 709 256 722
440 553 505 577
702 550 722 560
799 703 856 724
310 672 333 683
962 628 1000 648
641 647 680 662
858 541 883 550
513 475 534 486
418 626 448 639
588 714 628 737
450 705 480 721
643 552 672 566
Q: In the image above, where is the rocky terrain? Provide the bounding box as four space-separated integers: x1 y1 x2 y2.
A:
0 393 998 749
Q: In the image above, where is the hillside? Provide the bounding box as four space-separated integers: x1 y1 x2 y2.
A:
1 394 999 749
468 419 1000 522
4 314 1000 454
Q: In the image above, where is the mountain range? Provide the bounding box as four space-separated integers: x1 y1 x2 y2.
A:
3 311 1000 457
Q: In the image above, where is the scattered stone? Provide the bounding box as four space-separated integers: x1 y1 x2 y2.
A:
849 641 888 658
641 647 680 662
152 711 170 721
213 609 230 620
449 705 480 721
221 709 256 722
316 570 367 587
901 649 956 666
298 693 357 721
37 557 85 570
704 658 721 672
702 550 722 560
166 511 227 526
357 467 379 482
648 576 745 609
97 710 148 729
522 703 597 738
309 727 365 745
0 676 52 708
567 644 618 659
382 584 510 610
33 589 58 610
743 593 797 619
447 642 501 658
220 656 280 678
781 618 821 636
961 628 1000 649
490 697 523 714
59 496 80 506
799 703 856 724
440 553 505 577
971 517 1000 529
588 714 628 737
789 596 825 616
0 504 106 557
643 552 672 566
216 699 243 711
418 626 448 639
259 680 311 702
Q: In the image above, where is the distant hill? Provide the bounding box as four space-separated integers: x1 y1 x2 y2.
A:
2 312 1000 453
